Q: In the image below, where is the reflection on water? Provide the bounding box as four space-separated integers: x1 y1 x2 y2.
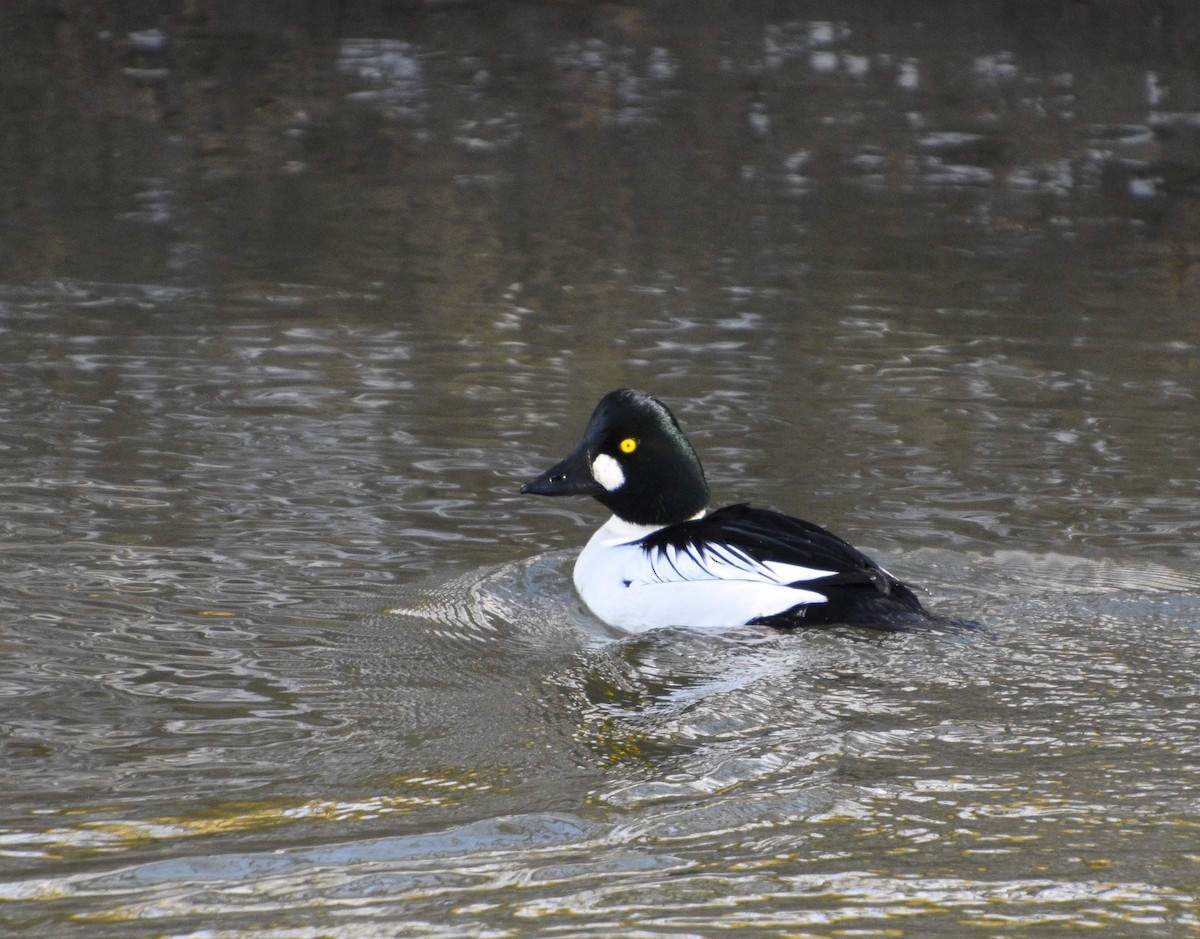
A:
3 541 1198 934
2 1 1200 936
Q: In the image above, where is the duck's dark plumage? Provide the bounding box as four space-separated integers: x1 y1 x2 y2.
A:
635 503 930 630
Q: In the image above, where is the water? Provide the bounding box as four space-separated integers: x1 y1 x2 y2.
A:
2 2 1200 936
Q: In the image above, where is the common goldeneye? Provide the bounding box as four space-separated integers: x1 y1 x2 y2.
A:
521 388 969 633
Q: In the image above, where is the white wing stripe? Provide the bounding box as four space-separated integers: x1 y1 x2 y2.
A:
650 542 835 585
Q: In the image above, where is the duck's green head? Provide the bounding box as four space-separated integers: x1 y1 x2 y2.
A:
521 389 710 526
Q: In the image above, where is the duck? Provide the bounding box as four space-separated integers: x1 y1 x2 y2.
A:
521 388 972 633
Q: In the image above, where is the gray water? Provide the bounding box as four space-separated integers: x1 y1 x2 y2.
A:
2 3 1200 936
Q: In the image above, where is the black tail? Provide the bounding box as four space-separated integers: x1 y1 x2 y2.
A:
751 582 989 635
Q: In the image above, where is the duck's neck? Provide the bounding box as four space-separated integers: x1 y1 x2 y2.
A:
600 508 707 540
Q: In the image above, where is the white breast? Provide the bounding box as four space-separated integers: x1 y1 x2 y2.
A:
571 516 830 631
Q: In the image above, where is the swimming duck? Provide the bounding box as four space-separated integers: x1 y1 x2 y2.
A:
521 388 965 633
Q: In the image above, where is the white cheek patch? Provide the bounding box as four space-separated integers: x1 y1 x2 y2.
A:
591 453 626 492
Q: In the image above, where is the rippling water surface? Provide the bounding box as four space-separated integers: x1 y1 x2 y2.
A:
3 3 1200 936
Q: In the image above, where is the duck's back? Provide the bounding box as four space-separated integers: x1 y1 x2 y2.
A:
635 504 933 631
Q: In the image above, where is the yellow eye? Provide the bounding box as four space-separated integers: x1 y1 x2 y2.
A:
619 437 638 454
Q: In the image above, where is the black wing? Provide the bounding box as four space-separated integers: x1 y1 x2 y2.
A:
637 504 928 623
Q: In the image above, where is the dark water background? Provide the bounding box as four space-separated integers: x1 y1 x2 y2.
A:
2 2 1200 935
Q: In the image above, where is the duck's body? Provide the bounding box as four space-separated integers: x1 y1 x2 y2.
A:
522 389 964 634
571 507 929 632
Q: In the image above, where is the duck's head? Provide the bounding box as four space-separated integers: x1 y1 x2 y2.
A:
521 389 710 526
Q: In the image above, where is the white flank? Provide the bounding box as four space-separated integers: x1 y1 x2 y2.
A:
571 516 830 631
